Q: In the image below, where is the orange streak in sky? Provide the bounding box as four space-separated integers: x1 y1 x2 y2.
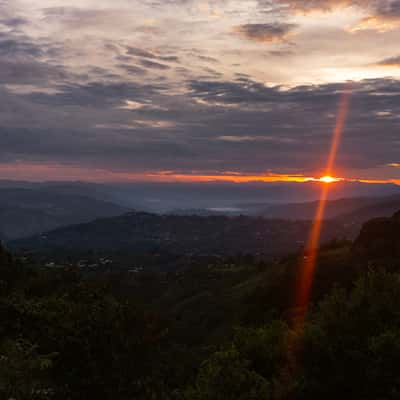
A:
0 162 397 185
293 84 352 327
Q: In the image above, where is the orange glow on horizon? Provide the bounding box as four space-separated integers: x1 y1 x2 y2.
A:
0 162 398 185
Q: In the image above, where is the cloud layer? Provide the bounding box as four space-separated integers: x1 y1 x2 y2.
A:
0 0 399 182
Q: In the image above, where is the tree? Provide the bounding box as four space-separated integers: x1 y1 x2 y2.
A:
0 339 55 399
185 322 289 400
300 269 400 399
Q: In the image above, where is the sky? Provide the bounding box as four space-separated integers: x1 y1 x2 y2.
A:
0 0 399 184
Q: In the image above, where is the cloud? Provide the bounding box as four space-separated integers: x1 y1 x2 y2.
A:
376 55 400 67
138 59 171 70
25 81 166 108
217 135 258 142
196 54 219 63
0 74 398 176
0 0 398 180
257 1 400 32
0 26 69 86
0 35 42 58
254 0 333 15
234 22 297 42
125 46 179 62
42 6 134 30
0 60 68 85
349 15 400 32
117 64 148 75
0 16 28 28
126 46 159 59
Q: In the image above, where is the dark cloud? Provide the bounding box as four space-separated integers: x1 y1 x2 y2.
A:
196 55 219 63
0 74 398 174
0 16 28 28
126 46 179 62
0 60 68 85
374 0 400 17
117 64 148 75
234 22 297 42
0 0 396 180
376 55 400 67
160 55 180 62
0 31 43 58
126 46 157 59
26 81 166 108
138 59 171 70
0 28 69 85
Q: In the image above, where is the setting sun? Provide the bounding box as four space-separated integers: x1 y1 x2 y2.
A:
319 176 340 183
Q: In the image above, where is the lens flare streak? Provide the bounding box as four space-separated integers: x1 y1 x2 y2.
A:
293 85 352 327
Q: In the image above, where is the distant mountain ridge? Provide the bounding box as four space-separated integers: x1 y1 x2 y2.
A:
245 194 400 220
1 179 399 213
0 188 128 239
6 211 361 257
10 193 400 257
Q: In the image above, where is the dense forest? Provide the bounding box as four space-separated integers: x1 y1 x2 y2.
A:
1 211 400 399
10 211 363 257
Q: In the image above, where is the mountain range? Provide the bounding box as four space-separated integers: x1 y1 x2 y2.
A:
0 188 128 240
10 192 400 257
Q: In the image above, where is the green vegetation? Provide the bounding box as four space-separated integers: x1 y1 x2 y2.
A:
1 211 400 399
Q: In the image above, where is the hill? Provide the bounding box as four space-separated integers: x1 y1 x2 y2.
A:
1 180 399 213
10 211 354 257
0 188 128 239
2 210 400 399
353 210 400 264
11 192 400 257
246 194 400 220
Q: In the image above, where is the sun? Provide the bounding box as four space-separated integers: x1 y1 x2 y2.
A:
319 175 340 183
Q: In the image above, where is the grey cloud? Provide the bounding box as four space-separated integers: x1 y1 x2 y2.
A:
117 64 148 75
376 55 400 66
374 0 400 17
0 60 68 85
0 76 397 173
196 55 219 63
234 22 297 42
138 59 170 70
0 0 397 178
126 46 157 59
269 49 294 56
0 27 71 86
26 81 166 108
126 46 179 62
0 16 28 28
0 31 43 58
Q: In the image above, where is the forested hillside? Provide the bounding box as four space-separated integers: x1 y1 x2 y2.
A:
1 211 400 399
10 212 357 257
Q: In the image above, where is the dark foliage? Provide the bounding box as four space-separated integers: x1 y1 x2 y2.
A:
0 210 400 399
